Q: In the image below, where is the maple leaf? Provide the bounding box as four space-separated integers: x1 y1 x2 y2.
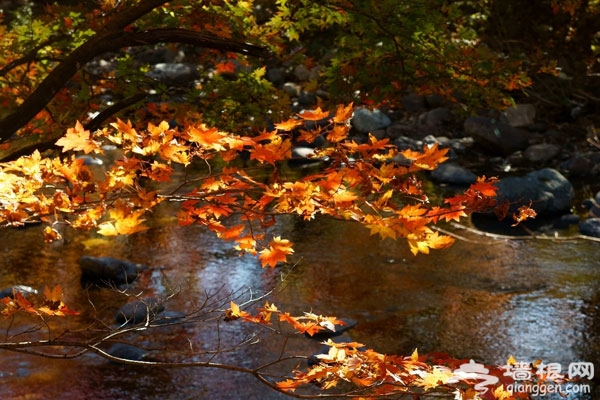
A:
186 124 226 151
55 121 101 154
217 224 246 240
511 204 536 226
412 143 449 170
37 285 79 316
43 226 63 243
326 124 349 143
97 208 149 236
1 291 37 318
215 60 236 74
298 106 330 121
274 118 303 131
416 366 455 390
333 103 354 123
259 236 294 267
224 300 251 321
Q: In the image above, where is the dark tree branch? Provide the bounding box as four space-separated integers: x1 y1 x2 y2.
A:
0 0 269 150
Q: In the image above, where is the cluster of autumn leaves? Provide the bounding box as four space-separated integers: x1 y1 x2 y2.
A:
1 103 512 265
1 285 78 318
225 300 568 399
0 104 541 397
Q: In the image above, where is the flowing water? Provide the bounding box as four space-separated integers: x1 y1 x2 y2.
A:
0 203 598 399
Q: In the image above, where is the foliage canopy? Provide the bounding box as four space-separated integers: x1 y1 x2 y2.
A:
0 0 593 398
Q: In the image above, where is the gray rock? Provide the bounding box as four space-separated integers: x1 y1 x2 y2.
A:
266 67 286 86
553 213 580 229
425 93 445 108
464 116 532 155
108 343 148 363
298 91 317 106
430 163 477 185
423 107 453 126
496 168 574 215
282 82 301 97
386 123 417 140
504 104 536 127
401 93 426 112
524 143 560 163
579 218 600 238
392 136 422 151
116 298 165 325
352 108 392 134
293 64 311 81
146 63 199 85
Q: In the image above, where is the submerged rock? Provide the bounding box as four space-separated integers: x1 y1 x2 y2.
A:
107 343 148 363
115 298 165 326
79 256 140 287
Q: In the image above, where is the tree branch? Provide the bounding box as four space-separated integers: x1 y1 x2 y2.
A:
0 8 269 149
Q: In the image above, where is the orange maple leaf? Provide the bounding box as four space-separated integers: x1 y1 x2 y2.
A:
1 291 37 318
215 61 236 74
259 236 294 267
274 118 303 131
333 103 354 123
298 106 330 121
37 285 79 316
55 121 101 154
326 124 349 143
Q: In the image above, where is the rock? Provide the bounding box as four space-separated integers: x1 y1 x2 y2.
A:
464 116 532 156
425 93 445 108
423 107 453 126
582 198 600 218
79 256 140 287
579 218 600 238
352 108 392 134
266 67 286 86
282 82 301 97
495 168 574 215
298 90 317 106
401 93 426 112
553 213 580 229
107 343 148 363
430 163 477 185
503 104 536 127
392 135 422 151
293 64 311 81
560 152 600 176
524 143 560 163
386 123 418 140
146 63 199 85
152 310 187 326
115 298 165 325
0 285 38 299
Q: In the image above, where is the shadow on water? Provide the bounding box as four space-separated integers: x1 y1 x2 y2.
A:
0 207 598 399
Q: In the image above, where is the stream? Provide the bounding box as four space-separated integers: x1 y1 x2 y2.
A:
0 203 598 399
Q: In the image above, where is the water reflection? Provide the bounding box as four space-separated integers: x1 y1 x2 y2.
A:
0 212 598 399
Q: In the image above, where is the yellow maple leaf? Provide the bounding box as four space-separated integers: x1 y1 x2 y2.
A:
416 366 454 390
97 209 148 236
55 121 101 154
